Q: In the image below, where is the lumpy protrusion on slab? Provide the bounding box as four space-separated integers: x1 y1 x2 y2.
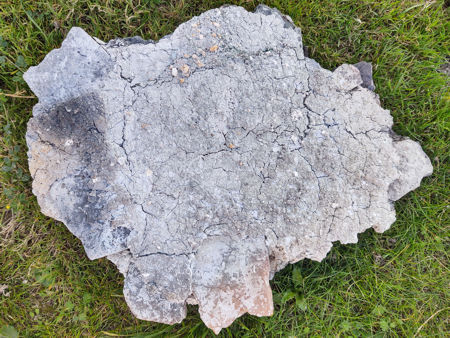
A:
192 236 273 334
24 4 432 333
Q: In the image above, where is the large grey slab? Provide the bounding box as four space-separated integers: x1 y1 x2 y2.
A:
24 5 432 333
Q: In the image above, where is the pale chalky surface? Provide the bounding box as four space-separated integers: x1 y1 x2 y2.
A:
24 5 432 333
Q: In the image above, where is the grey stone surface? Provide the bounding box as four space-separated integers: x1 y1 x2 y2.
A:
354 61 375 91
24 5 433 333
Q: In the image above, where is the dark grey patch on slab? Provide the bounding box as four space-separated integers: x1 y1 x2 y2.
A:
354 61 375 91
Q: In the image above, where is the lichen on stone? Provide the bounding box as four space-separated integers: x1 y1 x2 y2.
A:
24 5 432 333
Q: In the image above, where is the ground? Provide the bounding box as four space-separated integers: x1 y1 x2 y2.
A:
0 0 448 337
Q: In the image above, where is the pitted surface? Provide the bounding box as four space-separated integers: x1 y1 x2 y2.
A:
24 5 432 333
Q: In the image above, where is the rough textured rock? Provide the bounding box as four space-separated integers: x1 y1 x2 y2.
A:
353 61 375 91
24 5 432 333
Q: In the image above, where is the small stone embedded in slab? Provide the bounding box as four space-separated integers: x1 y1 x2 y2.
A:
354 61 376 91
24 5 432 334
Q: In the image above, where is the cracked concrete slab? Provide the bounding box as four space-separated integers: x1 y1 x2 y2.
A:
24 5 432 333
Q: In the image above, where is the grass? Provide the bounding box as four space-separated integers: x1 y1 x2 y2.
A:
0 0 448 336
